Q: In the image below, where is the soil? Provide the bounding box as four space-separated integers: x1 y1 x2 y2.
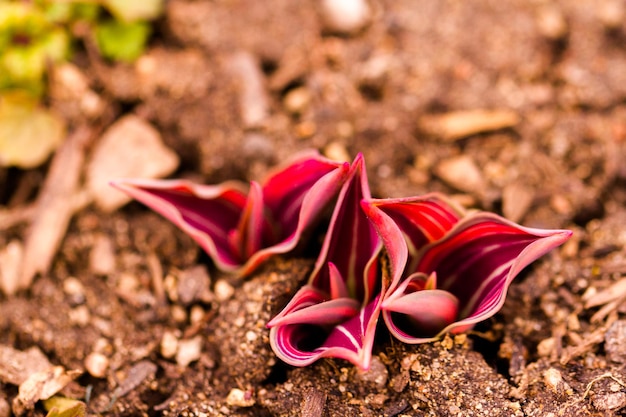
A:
2 0 626 416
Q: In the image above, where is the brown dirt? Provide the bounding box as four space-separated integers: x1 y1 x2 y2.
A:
2 0 626 416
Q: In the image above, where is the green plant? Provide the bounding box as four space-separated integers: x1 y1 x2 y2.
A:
0 0 163 168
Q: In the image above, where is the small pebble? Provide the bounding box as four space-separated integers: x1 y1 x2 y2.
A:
537 5 568 40
434 155 486 196
226 388 255 407
214 279 235 302
171 305 188 323
0 395 9 417
245 330 258 343
323 142 351 163
283 87 311 115
295 120 317 138
320 0 372 35
502 183 534 223
68 305 90 327
593 392 626 411
356 356 388 389
63 277 86 305
536 337 556 358
85 352 109 378
177 265 211 306
597 0 625 29
89 235 116 275
543 368 572 396
189 305 205 325
160 330 179 359
242 133 275 161
176 336 202 367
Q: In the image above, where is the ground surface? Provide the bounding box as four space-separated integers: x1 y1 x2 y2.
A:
2 0 626 416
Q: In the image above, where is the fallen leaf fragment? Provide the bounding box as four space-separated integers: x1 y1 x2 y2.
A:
12 367 80 416
419 109 520 141
43 397 86 417
0 345 52 385
86 115 179 212
0 93 65 168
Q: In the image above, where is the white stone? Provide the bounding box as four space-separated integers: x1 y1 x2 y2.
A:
85 352 109 378
321 0 372 35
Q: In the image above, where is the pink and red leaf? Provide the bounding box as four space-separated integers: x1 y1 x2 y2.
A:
382 213 572 343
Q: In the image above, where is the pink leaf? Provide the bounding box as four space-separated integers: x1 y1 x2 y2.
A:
362 193 463 292
310 154 380 301
383 212 572 343
112 151 350 275
110 178 248 271
267 285 360 327
269 295 382 369
268 154 384 369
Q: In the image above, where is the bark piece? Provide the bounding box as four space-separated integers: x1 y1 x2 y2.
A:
419 109 520 141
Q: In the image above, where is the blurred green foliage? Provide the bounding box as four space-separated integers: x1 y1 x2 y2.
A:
0 0 163 168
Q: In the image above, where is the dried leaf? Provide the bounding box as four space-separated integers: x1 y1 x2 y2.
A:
19 127 91 292
0 94 65 168
88 115 179 212
12 367 79 416
103 0 163 22
584 278 626 309
43 397 86 417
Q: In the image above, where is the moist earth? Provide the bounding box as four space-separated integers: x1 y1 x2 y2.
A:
1 0 626 416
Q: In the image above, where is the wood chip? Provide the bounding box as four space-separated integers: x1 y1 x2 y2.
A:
19 126 91 293
86 115 179 212
583 278 626 309
0 240 23 296
419 109 519 141
228 52 269 128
